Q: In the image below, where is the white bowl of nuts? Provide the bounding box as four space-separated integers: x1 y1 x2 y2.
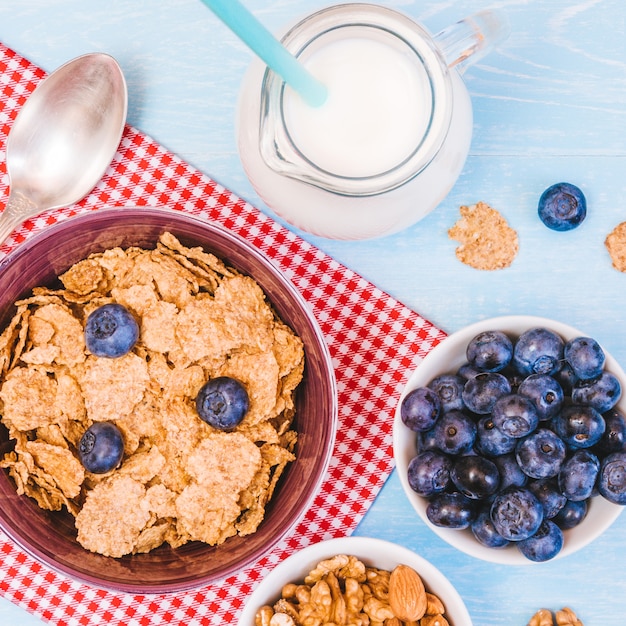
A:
237 536 472 625
394 316 626 565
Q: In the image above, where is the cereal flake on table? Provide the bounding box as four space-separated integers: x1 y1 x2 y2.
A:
0 232 304 558
604 221 626 272
448 201 519 270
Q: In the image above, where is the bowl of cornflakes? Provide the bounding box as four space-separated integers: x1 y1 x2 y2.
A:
0 207 337 592
238 536 473 625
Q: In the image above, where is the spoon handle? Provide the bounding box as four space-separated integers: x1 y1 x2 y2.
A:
0 193 39 247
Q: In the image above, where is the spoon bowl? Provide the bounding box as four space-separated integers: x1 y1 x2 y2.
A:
1 52 127 245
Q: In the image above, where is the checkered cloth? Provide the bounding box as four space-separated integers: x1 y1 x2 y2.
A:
0 42 446 625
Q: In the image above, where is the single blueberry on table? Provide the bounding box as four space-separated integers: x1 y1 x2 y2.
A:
513 327 564 377
426 492 476 529
558 449 600 502
451 454 500 500
552 404 606 449
564 336 605 381
78 421 125 474
572 371 622 413
490 486 544 541
400 387 441 432
84 303 139 358
491 393 539 438
471 506 510 549
598 451 626 504
515 428 566 479
427 374 465 413
517 520 564 562
196 376 249 430
537 182 587 231
518 373 564 421
432 409 477 455
407 450 452 497
466 330 513 373
462 372 511 415
527 478 567 519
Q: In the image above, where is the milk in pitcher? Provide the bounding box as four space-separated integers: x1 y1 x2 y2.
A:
237 5 506 240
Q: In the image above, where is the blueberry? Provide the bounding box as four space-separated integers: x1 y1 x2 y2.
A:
450 455 500 500
558 450 600 502
462 372 511 415
517 520 564 562
518 374 564 421
466 330 513 373
407 450 452 497
492 453 528 490
427 374 465 413
502 366 525 394
598 451 626 504
416 427 439 452
572 372 622 413
554 362 579 395
492 393 539 438
195 376 249 430
400 387 441 432
515 428 566 479
552 405 606 449
78 421 124 474
595 409 626 455
432 410 477 455
527 478 567 519
537 182 587 231
457 362 482 382
490 486 544 541
553 498 588 530
84 303 139 358
426 492 476 529
564 336 605 381
513 328 564 377
471 506 510 549
475 416 517 457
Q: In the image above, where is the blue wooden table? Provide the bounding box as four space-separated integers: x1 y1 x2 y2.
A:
0 1 625 624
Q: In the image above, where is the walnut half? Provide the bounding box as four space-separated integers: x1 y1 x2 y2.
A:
527 607 584 626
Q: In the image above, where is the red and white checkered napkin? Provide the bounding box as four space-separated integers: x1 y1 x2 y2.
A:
0 43 447 625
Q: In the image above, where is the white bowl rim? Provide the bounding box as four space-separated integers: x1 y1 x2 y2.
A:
238 536 473 625
393 315 625 565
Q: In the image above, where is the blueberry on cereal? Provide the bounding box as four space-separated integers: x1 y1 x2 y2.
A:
196 376 249 430
78 422 124 474
85 303 139 358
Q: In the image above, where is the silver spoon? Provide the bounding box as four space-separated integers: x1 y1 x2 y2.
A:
0 52 128 245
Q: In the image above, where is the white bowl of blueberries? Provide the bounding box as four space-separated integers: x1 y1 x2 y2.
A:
393 316 626 564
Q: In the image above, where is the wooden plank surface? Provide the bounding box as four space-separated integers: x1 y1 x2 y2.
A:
0 1 625 624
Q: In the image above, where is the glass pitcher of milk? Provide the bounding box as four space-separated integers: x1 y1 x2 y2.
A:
237 4 509 240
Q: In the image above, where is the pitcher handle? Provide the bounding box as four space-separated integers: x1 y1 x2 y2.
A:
433 10 510 73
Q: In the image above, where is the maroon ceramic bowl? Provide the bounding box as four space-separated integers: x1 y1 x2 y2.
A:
0 207 337 593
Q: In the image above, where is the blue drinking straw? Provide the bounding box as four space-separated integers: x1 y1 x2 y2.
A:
200 0 327 107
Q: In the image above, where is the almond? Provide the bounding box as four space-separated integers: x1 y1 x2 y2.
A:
388 564 427 622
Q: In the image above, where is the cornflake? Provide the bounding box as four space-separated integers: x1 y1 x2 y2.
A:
0 233 304 558
448 201 519 270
